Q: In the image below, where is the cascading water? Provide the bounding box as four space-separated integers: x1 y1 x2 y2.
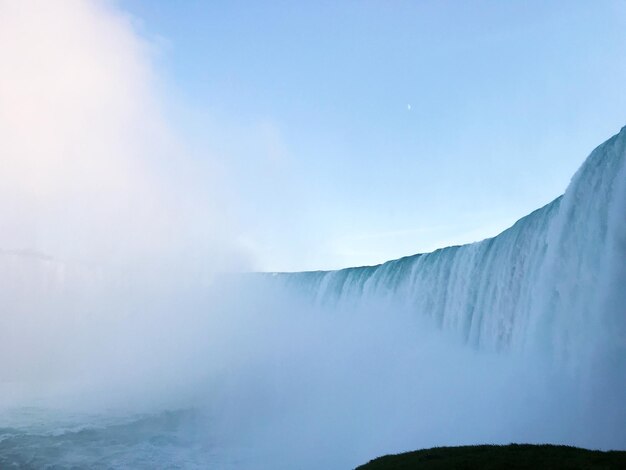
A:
269 126 626 367
1 127 625 468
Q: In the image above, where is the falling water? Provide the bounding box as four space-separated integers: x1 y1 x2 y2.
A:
1 127 625 468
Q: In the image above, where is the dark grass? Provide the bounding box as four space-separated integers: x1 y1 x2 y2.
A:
355 444 626 469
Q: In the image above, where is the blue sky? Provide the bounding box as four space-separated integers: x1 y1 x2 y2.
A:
121 0 626 271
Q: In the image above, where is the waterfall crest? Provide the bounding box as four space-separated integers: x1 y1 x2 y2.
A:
270 127 626 364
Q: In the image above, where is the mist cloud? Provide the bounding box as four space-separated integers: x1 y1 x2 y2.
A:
1 2 622 469
0 0 243 272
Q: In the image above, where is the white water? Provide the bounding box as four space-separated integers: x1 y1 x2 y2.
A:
274 126 626 363
1 128 625 468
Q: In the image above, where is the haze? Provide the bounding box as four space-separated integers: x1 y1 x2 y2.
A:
0 1 624 469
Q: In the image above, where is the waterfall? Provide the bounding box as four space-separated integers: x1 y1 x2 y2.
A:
268 127 626 366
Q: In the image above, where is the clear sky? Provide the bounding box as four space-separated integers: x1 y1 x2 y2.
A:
7 0 626 270
90 2 626 270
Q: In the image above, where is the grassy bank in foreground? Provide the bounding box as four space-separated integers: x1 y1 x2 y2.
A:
355 444 626 469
